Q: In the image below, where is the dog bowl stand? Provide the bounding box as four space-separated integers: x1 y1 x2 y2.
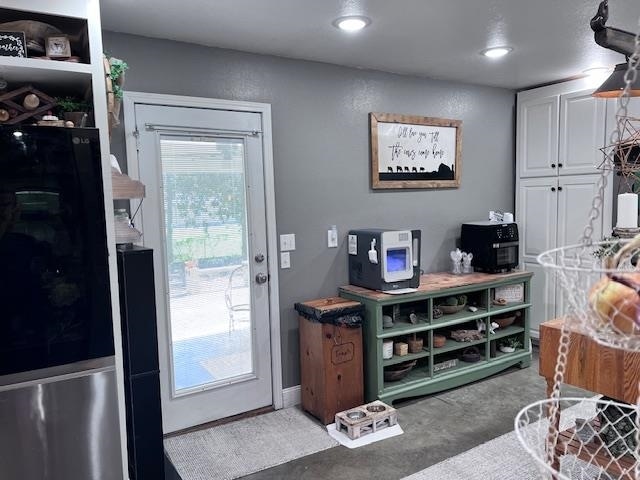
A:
334 400 397 440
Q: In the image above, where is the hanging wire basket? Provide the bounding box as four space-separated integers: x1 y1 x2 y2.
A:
538 238 640 351
515 397 640 479
513 4 640 478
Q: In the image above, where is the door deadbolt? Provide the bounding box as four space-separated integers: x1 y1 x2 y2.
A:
255 253 265 263
256 273 268 284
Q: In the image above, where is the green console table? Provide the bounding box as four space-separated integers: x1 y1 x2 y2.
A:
339 271 533 404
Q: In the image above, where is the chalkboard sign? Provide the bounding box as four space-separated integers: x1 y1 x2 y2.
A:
370 112 462 189
0 31 27 58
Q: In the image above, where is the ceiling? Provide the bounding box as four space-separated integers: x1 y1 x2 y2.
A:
100 0 640 90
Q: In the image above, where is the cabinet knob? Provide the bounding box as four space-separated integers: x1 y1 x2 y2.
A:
551 187 556 192
558 163 563 168
558 186 563 191
551 163 556 168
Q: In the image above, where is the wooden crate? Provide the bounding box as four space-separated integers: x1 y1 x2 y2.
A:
297 297 364 424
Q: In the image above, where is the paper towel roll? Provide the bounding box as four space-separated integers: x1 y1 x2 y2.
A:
617 193 638 228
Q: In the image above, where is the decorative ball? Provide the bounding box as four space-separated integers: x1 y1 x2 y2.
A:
23 93 40 110
65 121 74 128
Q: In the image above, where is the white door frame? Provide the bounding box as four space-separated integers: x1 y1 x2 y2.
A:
122 91 283 411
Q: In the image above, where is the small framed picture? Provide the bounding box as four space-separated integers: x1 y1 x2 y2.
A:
0 31 27 57
46 35 71 58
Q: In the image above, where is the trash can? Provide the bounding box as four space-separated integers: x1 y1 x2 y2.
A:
294 297 364 424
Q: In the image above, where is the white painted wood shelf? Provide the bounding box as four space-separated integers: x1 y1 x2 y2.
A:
0 56 93 90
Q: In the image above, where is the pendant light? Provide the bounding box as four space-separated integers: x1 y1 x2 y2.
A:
592 62 640 98
590 0 640 97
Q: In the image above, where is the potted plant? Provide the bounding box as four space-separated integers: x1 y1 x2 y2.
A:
104 54 129 132
54 96 92 127
499 337 523 353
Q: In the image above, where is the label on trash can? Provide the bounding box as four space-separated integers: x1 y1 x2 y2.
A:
331 342 354 365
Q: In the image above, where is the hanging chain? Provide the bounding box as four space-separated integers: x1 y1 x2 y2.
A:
548 12 640 474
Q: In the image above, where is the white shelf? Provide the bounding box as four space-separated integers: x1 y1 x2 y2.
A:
0 56 93 90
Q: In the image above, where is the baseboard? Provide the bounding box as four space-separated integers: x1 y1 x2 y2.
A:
282 385 301 408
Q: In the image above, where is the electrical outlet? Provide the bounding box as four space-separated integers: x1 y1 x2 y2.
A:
280 251 291 269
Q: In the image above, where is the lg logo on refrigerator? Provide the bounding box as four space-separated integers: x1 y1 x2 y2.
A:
72 137 90 145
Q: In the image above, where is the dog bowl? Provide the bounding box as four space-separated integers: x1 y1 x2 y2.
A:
346 410 366 420
366 404 386 413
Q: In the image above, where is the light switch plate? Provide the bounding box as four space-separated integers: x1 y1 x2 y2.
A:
280 251 291 269
280 233 296 251
327 227 338 248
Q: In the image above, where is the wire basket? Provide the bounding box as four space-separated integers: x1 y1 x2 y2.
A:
515 397 640 479
537 239 640 352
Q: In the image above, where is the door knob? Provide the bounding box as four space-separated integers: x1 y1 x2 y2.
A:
256 272 268 284
255 253 265 263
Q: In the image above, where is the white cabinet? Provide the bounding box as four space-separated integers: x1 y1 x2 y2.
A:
519 174 607 336
518 177 558 263
518 82 606 179
559 90 607 175
525 261 557 336
516 78 613 339
557 175 605 246
517 95 559 178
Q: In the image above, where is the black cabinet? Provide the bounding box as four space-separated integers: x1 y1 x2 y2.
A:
117 245 164 480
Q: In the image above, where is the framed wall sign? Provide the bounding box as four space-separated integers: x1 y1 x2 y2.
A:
0 31 27 58
370 112 462 189
46 35 71 58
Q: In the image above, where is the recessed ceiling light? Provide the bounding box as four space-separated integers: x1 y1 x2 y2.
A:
333 16 371 32
12 131 22 138
480 47 513 59
583 66 612 77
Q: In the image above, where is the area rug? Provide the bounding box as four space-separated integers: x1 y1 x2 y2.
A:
402 398 604 480
165 407 338 480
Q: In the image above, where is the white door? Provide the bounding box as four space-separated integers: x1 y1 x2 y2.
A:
517 177 558 264
133 103 273 433
559 90 606 176
517 177 559 339
556 174 605 247
517 94 559 178
525 261 556 339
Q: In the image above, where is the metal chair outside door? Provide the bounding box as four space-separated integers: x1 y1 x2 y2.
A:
224 263 250 332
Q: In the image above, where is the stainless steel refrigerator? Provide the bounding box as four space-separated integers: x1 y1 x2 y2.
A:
0 126 123 479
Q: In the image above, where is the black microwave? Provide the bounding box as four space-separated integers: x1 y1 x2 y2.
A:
460 221 519 273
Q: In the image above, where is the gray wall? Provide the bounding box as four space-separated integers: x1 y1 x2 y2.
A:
104 31 516 388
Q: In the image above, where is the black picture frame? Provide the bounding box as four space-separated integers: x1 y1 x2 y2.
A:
0 31 27 58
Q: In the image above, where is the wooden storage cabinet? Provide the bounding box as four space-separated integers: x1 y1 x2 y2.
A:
296 297 364 424
340 271 533 404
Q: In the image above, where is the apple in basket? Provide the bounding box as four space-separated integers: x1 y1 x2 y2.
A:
588 272 640 334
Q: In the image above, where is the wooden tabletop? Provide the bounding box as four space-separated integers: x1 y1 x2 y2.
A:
339 270 532 301
539 318 640 404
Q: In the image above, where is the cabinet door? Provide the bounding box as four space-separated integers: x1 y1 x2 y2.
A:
559 90 606 175
517 177 558 264
525 261 556 339
517 95 559 178
557 174 604 247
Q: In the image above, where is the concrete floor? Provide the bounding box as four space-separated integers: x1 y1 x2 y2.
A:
165 349 588 480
